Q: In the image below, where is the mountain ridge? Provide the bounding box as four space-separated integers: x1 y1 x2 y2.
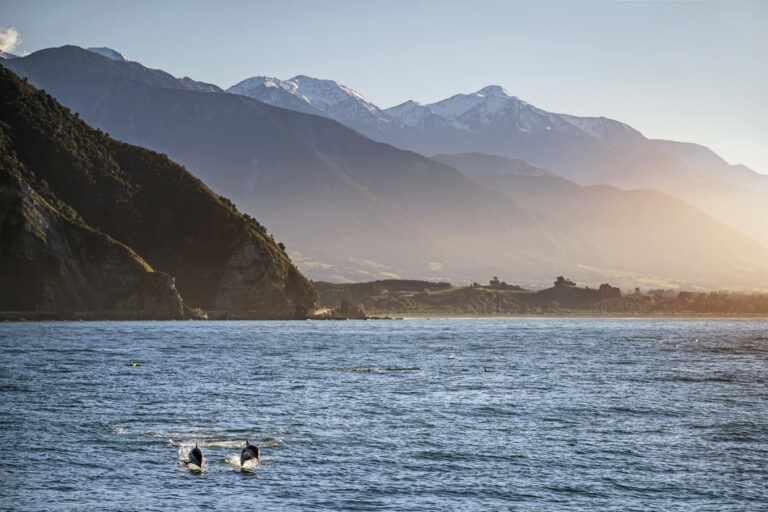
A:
434 152 768 289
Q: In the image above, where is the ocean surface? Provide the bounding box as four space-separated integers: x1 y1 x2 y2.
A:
1 319 767 510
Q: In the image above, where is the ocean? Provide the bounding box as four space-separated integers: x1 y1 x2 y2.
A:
1 319 767 510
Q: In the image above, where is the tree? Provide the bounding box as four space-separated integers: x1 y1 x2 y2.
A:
490 276 500 287
554 276 575 288
598 283 621 299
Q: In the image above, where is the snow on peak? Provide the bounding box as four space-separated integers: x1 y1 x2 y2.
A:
475 85 512 97
0 49 17 59
229 74 388 125
427 93 485 122
387 99 423 112
287 75 378 113
229 76 298 95
86 47 131 62
263 76 294 90
238 76 275 88
558 114 641 143
227 76 641 144
385 100 443 128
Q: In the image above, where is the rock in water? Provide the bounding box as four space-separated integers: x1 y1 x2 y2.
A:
332 300 367 320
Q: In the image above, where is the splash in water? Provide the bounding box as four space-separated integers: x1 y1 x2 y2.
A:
177 444 205 472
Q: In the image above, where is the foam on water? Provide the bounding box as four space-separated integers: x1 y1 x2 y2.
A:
225 453 260 469
177 445 205 472
110 424 130 435
168 437 282 449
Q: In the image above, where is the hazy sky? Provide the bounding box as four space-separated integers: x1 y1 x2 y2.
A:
2 0 766 172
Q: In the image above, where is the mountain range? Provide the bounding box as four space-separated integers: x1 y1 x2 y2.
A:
3 45 767 289
230 74 768 249
2 46 600 287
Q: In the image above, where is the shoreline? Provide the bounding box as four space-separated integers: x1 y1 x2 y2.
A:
379 312 768 320
2 313 768 322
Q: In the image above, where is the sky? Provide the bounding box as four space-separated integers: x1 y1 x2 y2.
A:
1 0 766 173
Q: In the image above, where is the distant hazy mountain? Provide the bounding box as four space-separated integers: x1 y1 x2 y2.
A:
5 46 767 289
0 50 17 59
229 77 768 248
433 152 557 177
437 153 768 289
0 64 315 318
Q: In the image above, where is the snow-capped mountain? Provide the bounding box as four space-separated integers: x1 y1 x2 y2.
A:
426 85 578 134
427 85 520 124
381 84 652 178
227 77 644 155
409 85 641 145
86 47 131 62
227 75 392 133
558 114 642 145
226 76 325 116
0 50 17 59
385 100 449 129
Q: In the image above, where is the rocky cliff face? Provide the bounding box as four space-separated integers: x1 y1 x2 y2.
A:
0 168 190 318
209 231 316 317
0 65 316 319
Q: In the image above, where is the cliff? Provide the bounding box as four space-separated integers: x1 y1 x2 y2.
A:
0 163 191 319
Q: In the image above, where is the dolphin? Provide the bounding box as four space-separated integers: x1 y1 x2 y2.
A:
186 442 204 468
240 440 260 466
